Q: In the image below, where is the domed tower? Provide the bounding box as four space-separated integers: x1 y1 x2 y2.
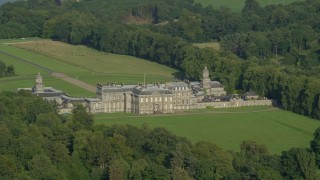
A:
33 72 44 93
202 66 211 90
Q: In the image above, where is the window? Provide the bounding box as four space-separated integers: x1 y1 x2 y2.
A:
141 98 143 103
159 97 162 101
170 104 172 109
151 97 153 102
146 98 148 102
155 97 157 102
165 97 167 102
170 97 172 101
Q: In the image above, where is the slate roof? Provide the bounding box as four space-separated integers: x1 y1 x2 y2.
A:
61 95 85 103
33 87 64 97
102 85 135 93
84 98 102 103
166 82 189 91
132 86 173 96
34 92 63 97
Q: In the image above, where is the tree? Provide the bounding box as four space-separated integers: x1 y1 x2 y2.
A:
6 65 15 76
0 61 6 77
28 155 67 180
107 158 129 180
0 155 17 179
281 148 317 179
311 127 320 167
70 104 93 131
192 141 234 179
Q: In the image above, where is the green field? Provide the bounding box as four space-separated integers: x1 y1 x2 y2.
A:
95 106 320 154
196 0 304 12
13 40 177 84
0 47 94 96
0 39 177 95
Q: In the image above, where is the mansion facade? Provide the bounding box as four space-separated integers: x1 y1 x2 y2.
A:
20 67 274 114
87 66 226 114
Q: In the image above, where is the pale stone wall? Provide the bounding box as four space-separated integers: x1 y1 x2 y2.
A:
133 94 174 114
87 102 104 113
172 88 191 111
124 92 132 113
196 100 276 109
103 92 125 112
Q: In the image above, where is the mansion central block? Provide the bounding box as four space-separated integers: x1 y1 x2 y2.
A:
92 66 226 114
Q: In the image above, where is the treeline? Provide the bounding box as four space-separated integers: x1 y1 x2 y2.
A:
0 91 319 179
0 60 15 77
242 65 320 119
155 0 320 68
0 0 319 119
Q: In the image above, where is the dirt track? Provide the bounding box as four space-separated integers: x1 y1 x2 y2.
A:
51 73 96 93
0 50 96 93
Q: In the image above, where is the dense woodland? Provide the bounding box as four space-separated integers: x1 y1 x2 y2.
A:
1 0 319 120
1 0 320 179
0 91 320 179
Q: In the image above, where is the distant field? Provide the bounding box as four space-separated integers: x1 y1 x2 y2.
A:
13 40 177 84
95 106 320 154
0 39 177 96
196 0 304 12
193 42 220 50
0 47 94 96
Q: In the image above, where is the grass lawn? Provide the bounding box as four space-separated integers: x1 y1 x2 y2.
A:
13 39 177 84
0 38 177 96
0 51 94 96
193 42 220 50
94 106 320 154
196 0 304 12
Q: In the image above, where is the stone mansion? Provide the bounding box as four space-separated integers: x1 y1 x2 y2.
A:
19 67 275 114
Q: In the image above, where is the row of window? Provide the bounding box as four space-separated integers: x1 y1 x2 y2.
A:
174 106 189 110
174 100 189 104
140 96 173 103
174 92 190 97
104 94 123 100
140 104 173 110
173 86 188 90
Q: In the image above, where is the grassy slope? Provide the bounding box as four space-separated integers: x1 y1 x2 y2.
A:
13 40 177 84
196 0 304 12
0 46 94 96
0 39 177 96
95 106 320 154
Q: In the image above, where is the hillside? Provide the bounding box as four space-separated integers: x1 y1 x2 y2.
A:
0 39 177 95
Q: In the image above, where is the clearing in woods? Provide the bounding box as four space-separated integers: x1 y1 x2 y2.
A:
195 0 305 12
193 42 220 50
